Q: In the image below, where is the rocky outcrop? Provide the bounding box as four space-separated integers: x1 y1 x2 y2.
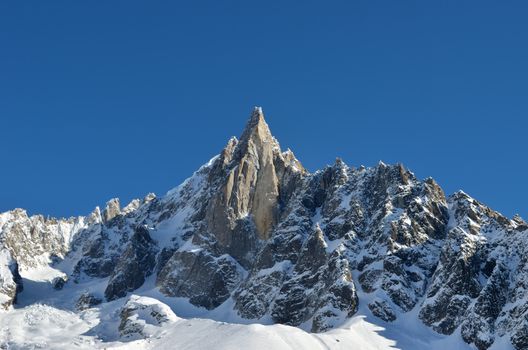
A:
103 198 121 223
0 249 22 309
52 274 68 290
203 107 304 249
0 208 82 269
76 292 103 311
418 192 528 349
271 226 358 332
72 197 158 282
118 295 178 340
157 250 244 309
105 226 158 300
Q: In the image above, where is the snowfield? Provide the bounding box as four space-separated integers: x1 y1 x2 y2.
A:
0 265 500 350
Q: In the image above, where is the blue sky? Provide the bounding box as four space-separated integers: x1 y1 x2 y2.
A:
1 1 526 218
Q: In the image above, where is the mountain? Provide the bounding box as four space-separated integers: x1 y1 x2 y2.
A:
0 107 526 349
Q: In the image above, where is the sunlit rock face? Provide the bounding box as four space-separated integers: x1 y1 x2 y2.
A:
205 107 304 246
0 107 527 349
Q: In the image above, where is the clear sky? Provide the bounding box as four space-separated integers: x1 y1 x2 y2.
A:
1 1 526 219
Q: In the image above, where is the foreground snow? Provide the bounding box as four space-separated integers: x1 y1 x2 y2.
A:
0 304 420 350
0 266 501 350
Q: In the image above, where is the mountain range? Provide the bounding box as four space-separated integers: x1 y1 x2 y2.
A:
0 107 526 349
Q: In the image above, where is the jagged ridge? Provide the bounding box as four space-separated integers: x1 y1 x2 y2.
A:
0 107 527 349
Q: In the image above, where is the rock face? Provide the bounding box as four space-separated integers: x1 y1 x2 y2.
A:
419 192 528 350
118 295 178 340
158 250 244 310
76 292 103 311
0 208 82 269
51 274 68 290
212 108 281 240
103 198 121 223
0 249 22 309
105 225 158 300
0 107 527 348
202 108 305 256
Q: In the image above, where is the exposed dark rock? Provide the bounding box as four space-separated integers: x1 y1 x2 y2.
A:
368 299 397 322
118 295 177 340
76 293 102 311
52 275 68 290
157 250 244 309
105 226 158 301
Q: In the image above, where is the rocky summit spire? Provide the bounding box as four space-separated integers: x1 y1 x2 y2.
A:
248 106 264 124
233 106 277 161
206 107 304 249
243 106 266 132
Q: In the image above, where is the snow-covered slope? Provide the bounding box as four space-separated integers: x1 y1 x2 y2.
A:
0 107 526 349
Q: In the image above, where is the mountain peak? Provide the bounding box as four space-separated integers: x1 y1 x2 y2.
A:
238 106 272 145
230 106 280 167
247 106 265 126
206 107 305 244
103 198 120 223
253 105 263 118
